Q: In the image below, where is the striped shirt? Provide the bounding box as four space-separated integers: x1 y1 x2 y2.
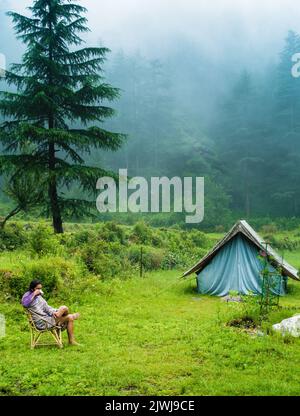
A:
22 291 57 330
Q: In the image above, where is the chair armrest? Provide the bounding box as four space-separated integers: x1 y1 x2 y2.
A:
26 309 60 331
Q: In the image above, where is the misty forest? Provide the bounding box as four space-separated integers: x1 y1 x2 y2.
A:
1 1 300 230
1 0 300 398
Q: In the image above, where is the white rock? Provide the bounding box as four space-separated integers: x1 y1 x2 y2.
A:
272 314 300 337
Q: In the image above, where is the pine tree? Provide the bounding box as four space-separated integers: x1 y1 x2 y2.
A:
270 30 300 216
0 0 125 233
275 30 300 140
213 70 264 217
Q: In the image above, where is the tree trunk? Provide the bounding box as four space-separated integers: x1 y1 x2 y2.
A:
48 141 63 234
47 8 63 234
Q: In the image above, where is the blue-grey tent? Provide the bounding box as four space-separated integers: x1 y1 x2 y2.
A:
183 220 299 297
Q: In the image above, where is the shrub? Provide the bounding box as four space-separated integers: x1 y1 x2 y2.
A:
79 240 133 279
263 234 300 251
0 269 17 300
260 224 278 234
160 252 179 270
128 246 165 271
222 292 264 329
2 257 82 301
26 224 62 257
130 221 163 246
131 222 151 244
161 248 204 270
100 222 127 245
73 229 97 245
56 232 77 249
91 255 132 279
0 223 27 251
8 260 60 300
143 249 165 270
166 232 187 252
187 230 209 248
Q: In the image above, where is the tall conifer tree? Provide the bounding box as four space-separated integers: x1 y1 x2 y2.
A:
0 0 125 233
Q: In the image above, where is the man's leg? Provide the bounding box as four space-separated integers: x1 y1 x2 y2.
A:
66 318 76 345
55 313 80 345
54 306 69 319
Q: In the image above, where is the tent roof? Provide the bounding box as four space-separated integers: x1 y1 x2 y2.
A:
183 220 299 280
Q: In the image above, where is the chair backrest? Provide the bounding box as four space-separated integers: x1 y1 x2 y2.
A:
24 308 60 332
24 308 40 331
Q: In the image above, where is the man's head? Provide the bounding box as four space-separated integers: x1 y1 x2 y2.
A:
29 280 42 292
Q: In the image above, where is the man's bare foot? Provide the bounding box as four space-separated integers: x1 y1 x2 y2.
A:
69 340 82 346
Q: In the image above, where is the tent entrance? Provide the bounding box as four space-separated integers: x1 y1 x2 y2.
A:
196 234 286 297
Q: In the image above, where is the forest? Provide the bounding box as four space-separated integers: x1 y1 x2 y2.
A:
101 31 300 225
0 2 300 231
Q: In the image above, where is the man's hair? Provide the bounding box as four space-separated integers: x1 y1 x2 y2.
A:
29 279 42 292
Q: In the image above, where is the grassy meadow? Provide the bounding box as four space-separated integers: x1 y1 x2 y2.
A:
0 221 300 396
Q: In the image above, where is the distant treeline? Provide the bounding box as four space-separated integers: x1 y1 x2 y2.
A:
1 24 300 230
88 31 300 227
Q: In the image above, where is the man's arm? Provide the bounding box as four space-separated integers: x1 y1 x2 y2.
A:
42 299 57 317
22 289 43 308
22 291 36 308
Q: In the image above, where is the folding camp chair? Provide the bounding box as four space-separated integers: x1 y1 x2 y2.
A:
24 308 64 349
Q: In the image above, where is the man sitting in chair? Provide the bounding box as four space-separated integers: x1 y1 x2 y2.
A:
22 279 80 346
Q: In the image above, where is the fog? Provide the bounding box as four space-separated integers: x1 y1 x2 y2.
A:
1 0 300 223
2 0 300 66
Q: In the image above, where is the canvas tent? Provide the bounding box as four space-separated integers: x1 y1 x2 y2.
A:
183 220 299 297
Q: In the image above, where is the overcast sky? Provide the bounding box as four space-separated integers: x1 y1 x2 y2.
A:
2 0 300 69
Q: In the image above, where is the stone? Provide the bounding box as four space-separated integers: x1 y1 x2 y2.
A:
221 295 243 303
272 314 300 337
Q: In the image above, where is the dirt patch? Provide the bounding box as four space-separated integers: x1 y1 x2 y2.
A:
227 316 257 329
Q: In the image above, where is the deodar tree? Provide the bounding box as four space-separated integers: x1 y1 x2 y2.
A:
0 0 125 233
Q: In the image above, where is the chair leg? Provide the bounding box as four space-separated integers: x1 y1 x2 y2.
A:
32 331 41 349
30 329 34 349
58 330 63 347
57 330 63 348
29 327 63 349
50 329 63 348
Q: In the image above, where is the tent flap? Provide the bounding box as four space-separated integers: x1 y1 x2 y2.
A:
196 234 285 296
184 220 299 281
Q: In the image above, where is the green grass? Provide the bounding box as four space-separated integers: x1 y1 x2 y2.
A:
1 269 300 396
284 250 300 271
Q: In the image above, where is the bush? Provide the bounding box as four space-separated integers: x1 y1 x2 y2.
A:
223 297 261 329
143 248 165 270
100 222 127 245
260 224 278 234
161 248 205 270
8 260 61 300
187 230 209 248
0 223 27 251
128 246 165 271
26 224 63 257
79 239 134 279
1 257 82 301
263 234 300 251
56 232 76 249
73 229 97 245
0 269 17 300
130 221 164 247
131 222 151 244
